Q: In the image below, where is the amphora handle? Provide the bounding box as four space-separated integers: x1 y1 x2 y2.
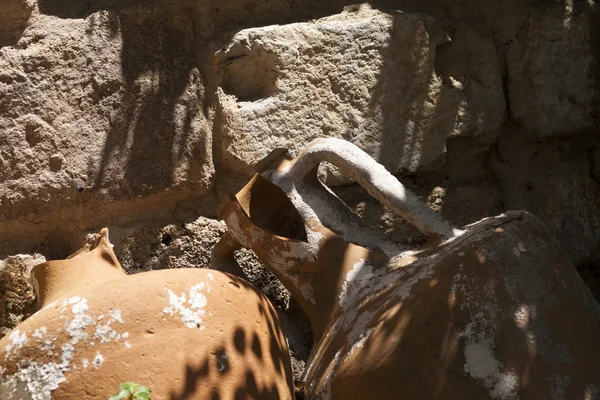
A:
286 138 461 240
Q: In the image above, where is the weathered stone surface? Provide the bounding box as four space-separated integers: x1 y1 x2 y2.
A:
490 130 600 266
0 5 214 221
116 217 228 273
506 6 595 136
0 0 34 47
214 7 505 178
193 0 354 38
0 253 45 337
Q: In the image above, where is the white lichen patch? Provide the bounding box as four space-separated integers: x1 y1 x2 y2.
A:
92 352 104 368
32 328 55 356
490 372 519 400
94 309 125 344
31 328 46 340
59 343 74 366
107 309 124 324
450 269 464 294
62 297 94 344
462 324 519 399
289 275 316 305
59 297 126 346
0 360 68 400
449 270 520 399
70 298 88 315
1 297 128 399
464 338 501 384
342 327 375 362
162 283 209 328
4 330 28 359
464 338 519 399
513 304 536 329
511 242 526 257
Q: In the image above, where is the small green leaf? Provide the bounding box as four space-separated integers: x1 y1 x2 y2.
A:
136 393 151 400
109 389 129 400
120 382 134 391
110 382 151 400
135 386 151 394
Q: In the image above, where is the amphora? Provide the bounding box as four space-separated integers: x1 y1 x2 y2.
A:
0 229 293 399
215 138 600 399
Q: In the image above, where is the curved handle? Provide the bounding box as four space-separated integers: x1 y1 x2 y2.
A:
287 138 462 240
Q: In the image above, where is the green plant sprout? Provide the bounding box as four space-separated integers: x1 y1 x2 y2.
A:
109 382 151 400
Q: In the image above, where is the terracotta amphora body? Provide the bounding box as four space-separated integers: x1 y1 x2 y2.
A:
0 229 293 399
215 138 600 400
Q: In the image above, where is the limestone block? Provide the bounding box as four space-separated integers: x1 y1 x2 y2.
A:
214 7 505 177
0 6 214 221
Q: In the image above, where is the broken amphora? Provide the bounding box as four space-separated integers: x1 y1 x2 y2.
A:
0 228 293 399
215 137 600 399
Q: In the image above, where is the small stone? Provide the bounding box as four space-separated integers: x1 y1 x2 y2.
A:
49 153 64 171
0 254 46 338
458 252 466 257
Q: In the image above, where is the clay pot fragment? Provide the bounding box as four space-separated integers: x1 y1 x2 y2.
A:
216 138 600 399
0 228 293 399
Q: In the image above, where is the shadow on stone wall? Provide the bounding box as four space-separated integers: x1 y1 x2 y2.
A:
93 6 206 196
38 0 156 19
0 0 35 48
33 0 360 201
368 11 462 174
34 0 210 200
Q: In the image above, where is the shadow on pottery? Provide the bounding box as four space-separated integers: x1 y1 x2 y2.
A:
216 138 600 399
0 229 294 399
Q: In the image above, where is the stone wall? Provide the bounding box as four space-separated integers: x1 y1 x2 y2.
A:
1 0 599 386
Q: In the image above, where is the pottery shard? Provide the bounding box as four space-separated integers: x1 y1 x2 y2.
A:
506 7 594 136
0 5 214 221
214 7 505 178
